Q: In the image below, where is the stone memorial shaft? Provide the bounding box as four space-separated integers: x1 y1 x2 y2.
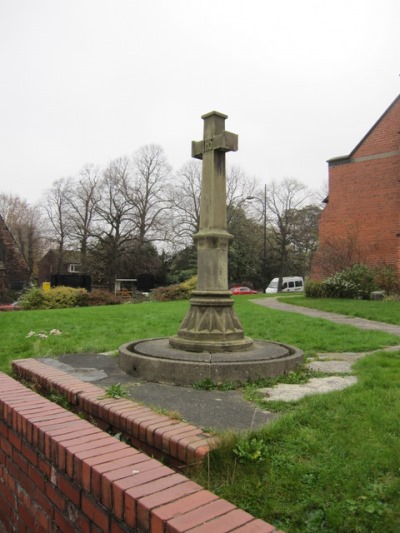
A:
169 111 253 353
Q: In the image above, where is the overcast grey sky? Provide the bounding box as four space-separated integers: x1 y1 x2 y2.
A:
1 0 399 203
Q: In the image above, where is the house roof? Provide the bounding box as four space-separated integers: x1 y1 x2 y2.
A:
40 249 81 264
327 93 400 165
0 214 29 268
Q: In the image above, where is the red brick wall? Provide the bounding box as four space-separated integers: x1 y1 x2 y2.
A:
352 96 400 158
312 95 400 279
12 359 214 468
0 368 281 533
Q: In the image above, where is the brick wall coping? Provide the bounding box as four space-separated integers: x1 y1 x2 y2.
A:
12 358 215 467
0 370 283 532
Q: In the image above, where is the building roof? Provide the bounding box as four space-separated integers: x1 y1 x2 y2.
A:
0 214 29 268
327 93 400 165
39 249 81 264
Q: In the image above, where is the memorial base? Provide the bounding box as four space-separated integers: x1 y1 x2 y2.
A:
119 338 304 386
170 290 253 353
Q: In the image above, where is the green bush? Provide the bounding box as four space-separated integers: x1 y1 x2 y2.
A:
333 264 375 299
305 280 326 298
151 276 197 302
20 286 125 309
165 269 197 285
373 264 399 295
307 264 376 299
19 287 47 309
323 273 359 299
20 286 87 310
384 294 400 301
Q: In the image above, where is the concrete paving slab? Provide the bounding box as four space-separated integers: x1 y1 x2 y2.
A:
308 360 354 373
316 352 366 361
40 357 108 381
253 298 400 336
258 376 357 402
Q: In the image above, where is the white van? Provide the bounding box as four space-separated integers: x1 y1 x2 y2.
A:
265 276 304 294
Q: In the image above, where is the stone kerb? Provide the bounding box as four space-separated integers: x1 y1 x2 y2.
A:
0 370 281 532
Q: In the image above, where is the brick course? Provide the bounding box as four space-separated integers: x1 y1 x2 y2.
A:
12 358 214 467
0 368 282 532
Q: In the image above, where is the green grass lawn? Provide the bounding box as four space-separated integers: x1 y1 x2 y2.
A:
278 295 400 325
191 350 400 532
0 301 186 373
0 296 398 374
1 296 400 532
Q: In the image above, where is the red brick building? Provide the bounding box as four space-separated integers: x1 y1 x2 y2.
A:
37 249 81 285
312 94 400 280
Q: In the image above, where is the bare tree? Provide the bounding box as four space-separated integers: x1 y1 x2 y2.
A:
264 178 312 290
312 226 365 279
288 204 322 277
66 164 100 272
0 193 45 276
169 162 259 248
168 160 202 247
40 178 74 273
130 144 172 245
226 165 259 222
92 157 135 289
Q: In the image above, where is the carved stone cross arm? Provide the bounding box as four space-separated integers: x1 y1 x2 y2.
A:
192 131 238 159
191 111 238 159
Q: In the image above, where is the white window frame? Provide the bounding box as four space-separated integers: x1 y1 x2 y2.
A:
68 263 81 273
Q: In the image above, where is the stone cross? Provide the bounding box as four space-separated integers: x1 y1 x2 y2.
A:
169 111 253 353
191 111 238 291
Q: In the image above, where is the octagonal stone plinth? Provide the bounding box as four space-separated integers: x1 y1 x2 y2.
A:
119 338 304 386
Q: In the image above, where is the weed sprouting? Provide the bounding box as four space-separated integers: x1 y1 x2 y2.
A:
47 391 73 410
102 383 128 399
233 437 268 464
193 378 237 391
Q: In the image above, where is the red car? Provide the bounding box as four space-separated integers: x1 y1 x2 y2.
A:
0 303 21 311
230 286 257 295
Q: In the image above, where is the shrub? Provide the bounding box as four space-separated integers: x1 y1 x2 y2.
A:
307 264 376 300
50 286 87 308
384 294 400 302
151 276 197 302
323 274 359 299
165 269 197 285
305 280 326 298
20 286 124 309
19 287 47 309
20 286 87 310
81 289 121 306
373 264 399 295
333 264 375 299
179 276 197 292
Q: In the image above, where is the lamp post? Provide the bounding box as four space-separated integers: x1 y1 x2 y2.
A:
246 184 267 291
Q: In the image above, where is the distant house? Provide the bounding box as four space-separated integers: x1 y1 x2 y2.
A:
38 250 81 286
0 215 30 300
312 94 400 280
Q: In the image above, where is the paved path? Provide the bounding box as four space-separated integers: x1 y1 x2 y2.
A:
252 297 400 336
252 297 400 403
